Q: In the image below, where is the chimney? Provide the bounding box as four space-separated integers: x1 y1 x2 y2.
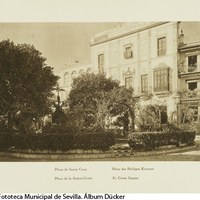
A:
179 29 184 46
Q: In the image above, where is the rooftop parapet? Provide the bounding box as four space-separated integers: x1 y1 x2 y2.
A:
90 22 169 46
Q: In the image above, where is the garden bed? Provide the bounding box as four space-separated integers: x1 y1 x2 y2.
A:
1 143 196 160
128 131 196 151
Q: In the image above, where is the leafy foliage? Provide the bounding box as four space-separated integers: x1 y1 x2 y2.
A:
73 131 116 150
179 104 198 124
128 131 196 151
69 72 119 110
179 88 200 99
137 104 163 131
108 86 137 135
52 105 67 126
68 72 137 133
0 131 115 151
174 89 200 133
0 40 59 132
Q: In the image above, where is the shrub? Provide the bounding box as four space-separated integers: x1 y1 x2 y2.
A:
128 131 196 151
137 104 163 132
0 131 116 151
73 132 116 150
0 133 13 150
42 123 77 134
0 133 74 151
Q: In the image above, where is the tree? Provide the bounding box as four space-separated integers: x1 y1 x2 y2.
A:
177 89 200 132
108 86 137 134
69 72 119 109
68 72 137 133
0 40 59 132
68 72 119 130
138 104 161 131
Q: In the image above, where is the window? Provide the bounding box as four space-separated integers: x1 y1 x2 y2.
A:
98 54 104 72
157 37 166 56
79 69 84 75
154 68 169 92
188 55 197 72
71 71 77 78
188 82 197 91
124 46 133 59
125 76 132 89
141 74 148 93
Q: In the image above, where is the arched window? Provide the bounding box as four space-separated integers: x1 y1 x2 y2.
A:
79 69 84 75
71 70 78 78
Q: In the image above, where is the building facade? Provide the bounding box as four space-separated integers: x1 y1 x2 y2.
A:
58 61 92 100
178 40 200 125
59 21 200 126
90 22 181 123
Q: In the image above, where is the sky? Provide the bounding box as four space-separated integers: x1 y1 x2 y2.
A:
1 22 200 75
0 23 117 74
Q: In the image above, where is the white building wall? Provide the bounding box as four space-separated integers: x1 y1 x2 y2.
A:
57 62 92 100
91 22 179 121
56 22 181 122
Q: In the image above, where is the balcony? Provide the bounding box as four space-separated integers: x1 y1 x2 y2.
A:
178 71 200 78
188 64 197 72
180 89 200 102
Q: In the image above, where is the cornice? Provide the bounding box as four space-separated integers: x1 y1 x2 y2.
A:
90 22 170 46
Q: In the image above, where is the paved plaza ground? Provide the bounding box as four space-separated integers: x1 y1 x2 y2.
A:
0 136 200 162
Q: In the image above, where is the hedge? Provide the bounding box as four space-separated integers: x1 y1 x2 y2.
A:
128 131 196 151
0 131 116 151
73 132 116 150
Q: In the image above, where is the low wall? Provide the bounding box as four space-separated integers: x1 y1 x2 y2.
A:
1 144 197 160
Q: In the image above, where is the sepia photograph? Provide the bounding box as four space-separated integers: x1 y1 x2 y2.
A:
1 0 200 195
1 21 200 162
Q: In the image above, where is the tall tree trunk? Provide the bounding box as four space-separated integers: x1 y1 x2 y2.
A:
119 103 135 132
129 108 135 132
123 111 129 137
